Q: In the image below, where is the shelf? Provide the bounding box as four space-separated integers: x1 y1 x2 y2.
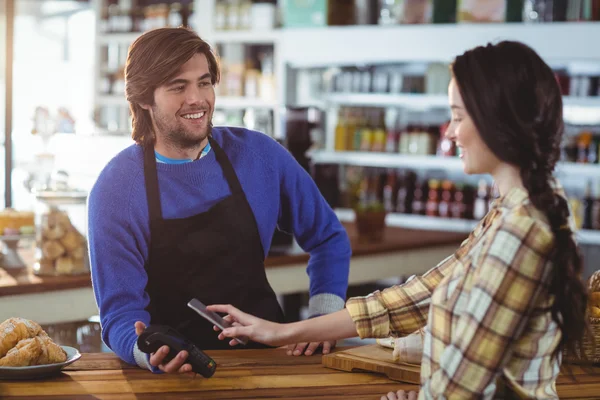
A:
95 95 277 110
310 151 461 170
97 32 141 45
336 208 600 245
217 97 277 109
322 93 600 112
578 230 600 246
336 208 477 233
282 22 600 67
96 95 129 107
209 30 280 44
97 30 281 46
310 151 600 178
324 93 449 111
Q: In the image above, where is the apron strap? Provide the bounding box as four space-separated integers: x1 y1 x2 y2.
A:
209 137 244 197
143 143 163 228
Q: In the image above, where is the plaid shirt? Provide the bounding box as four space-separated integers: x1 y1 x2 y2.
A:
346 185 566 399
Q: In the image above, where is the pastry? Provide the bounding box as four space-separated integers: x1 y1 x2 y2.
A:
587 271 600 319
55 256 74 275
589 292 600 318
42 240 66 260
0 337 43 367
36 333 67 364
0 318 67 367
588 271 600 293
0 318 42 358
59 230 81 252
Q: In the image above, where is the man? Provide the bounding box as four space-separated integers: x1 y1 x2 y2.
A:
88 27 351 374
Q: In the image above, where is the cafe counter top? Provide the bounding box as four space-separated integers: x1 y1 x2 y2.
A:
1 348 598 399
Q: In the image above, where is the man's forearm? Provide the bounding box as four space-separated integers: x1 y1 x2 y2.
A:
283 309 358 343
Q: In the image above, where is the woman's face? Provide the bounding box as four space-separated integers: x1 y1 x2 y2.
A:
445 78 501 175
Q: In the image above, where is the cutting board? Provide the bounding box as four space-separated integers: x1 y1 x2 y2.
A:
323 344 421 384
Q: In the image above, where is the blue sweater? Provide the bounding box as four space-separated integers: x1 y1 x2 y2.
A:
88 127 351 367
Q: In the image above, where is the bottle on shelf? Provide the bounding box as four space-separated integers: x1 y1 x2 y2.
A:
371 110 387 152
411 178 428 216
359 110 375 151
334 108 348 151
593 180 600 230
583 180 594 230
438 180 454 218
383 170 397 213
425 179 441 217
473 179 489 220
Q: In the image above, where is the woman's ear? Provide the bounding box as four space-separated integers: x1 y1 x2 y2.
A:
139 103 151 111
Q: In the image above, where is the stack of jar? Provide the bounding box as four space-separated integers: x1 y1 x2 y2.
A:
214 0 277 31
99 0 194 34
334 107 444 156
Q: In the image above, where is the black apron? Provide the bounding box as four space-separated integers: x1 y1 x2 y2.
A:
142 136 285 350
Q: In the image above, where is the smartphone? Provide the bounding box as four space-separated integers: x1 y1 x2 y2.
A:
187 298 248 345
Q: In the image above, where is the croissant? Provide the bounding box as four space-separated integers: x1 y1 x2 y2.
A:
0 337 43 367
35 333 67 364
0 317 42 358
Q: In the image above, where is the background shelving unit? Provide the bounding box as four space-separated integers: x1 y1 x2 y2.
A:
93 0 284 138
92 1 600 245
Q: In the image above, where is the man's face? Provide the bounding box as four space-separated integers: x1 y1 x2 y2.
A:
149 53 215 149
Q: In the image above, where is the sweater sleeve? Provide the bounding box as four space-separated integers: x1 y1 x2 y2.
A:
88 164 153 370
273 142 351 317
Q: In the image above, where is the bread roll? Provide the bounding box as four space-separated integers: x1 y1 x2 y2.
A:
42 240 66 260
59 230 81 252
70 245 85 260
589 292 600 319
36 333 67 364
0 337 43 367
43 223 66 240
588 271 600 293
55 256 74 275
0 319 67 366
0 317 42 358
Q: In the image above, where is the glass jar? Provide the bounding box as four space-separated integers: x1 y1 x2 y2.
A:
34 207 88 276
33 188 89 276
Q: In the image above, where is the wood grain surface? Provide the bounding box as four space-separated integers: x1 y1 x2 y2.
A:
1 348 599 399
323 344 421 384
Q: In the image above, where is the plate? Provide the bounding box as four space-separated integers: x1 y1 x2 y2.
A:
0 346 81 380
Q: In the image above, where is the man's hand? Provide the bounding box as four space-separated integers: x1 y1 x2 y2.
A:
286 340 335 356
134 321 193 374
381 390 418 400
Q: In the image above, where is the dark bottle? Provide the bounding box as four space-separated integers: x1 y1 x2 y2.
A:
583 180 594 230
438 180 454 218
425 179 441 217
383 170 397 213
412 179 428 216
396 171 416 214
593 180 600 230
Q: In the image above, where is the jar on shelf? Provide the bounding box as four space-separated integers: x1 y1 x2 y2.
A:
33 189 89 276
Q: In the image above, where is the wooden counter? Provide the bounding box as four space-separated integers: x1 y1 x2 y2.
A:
0 223 466 297
1 348 598 399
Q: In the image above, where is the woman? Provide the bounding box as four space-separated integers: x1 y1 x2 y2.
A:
208 41 589 399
